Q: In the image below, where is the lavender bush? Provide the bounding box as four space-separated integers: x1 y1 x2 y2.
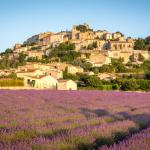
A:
99 127 150 150
0 90 150 150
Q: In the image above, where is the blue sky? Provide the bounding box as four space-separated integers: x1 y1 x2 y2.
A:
0 0 149 52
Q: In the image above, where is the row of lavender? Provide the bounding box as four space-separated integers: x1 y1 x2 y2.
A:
99 127 150 150
0 90 150 149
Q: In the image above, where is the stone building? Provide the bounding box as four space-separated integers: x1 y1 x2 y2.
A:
14 46 29 53
24 75 58 89
87 51 111 66
112 32 123 40
71 24 94 41
108 41 134 51
14 44 22 49
67 65 84 74
39 31 71 47
48 69 63 79
94 30 108 39
26 50 44 60
57 79 77 90
25 32 52 45
103 33 112 40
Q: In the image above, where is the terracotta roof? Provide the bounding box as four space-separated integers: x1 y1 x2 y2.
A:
17 69 37 73
25 75 47 79
58 79 70 83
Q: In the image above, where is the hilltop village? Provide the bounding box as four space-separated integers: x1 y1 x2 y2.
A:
0 24 150 90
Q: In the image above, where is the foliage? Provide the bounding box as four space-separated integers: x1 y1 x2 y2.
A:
0 79 24 87
114 78 150 91
30 47 40 50
0 73 18 79
0 52 27 69
138 53 145 62
91 58 127 73
134 36 150 50
87 42 98 50
76 24 93 32
63 71 79 81
98 65 114 73
141 60 150 70
129 54 135 62
86 76 102 87
134 38 146 50
4 48 13 54
48 42 80 63
120 79 139 91
71 59 92 71
27 57 40 62
145 71 150 79
111 58 127 73
57 42 75 51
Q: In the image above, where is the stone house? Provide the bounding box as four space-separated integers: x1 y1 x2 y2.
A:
57 79 77 90
26 50 44 60
88 51 111 66
14 46 28 53
14 44 22 49
50 33 64 44
50 63 69 71
132 50 150 60
24 75 58 89
98 73 116 81
107 50 132 64
67 65 84 74
0 70 13 76
112 32 123 40
48 69 63 79
108 41 134 51
26 32 52 45
71 24 94 41
103 33 112 40
94 30 108 39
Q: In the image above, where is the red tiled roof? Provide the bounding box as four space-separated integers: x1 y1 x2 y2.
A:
25 75 48 79
58 79 69 83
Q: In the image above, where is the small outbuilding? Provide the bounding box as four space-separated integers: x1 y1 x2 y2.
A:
57 79 77 90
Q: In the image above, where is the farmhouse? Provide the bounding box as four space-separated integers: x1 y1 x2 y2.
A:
57 80 77 90
24 75 58 89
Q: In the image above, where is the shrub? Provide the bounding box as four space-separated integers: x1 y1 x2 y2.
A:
120 79 139 91
0 79 24 87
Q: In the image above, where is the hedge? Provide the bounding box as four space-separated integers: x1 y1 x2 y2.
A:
0 79 24 87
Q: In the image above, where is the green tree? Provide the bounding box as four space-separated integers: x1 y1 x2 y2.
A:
63 72 79 81
134 38 146 50
145 71 150 79
4 48 13 54
138 53 145 62
86 76 102 87
120 79 139 91
111 58 127 73
76 24 93 32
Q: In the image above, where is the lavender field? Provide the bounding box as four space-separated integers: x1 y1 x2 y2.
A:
0 90 150 150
